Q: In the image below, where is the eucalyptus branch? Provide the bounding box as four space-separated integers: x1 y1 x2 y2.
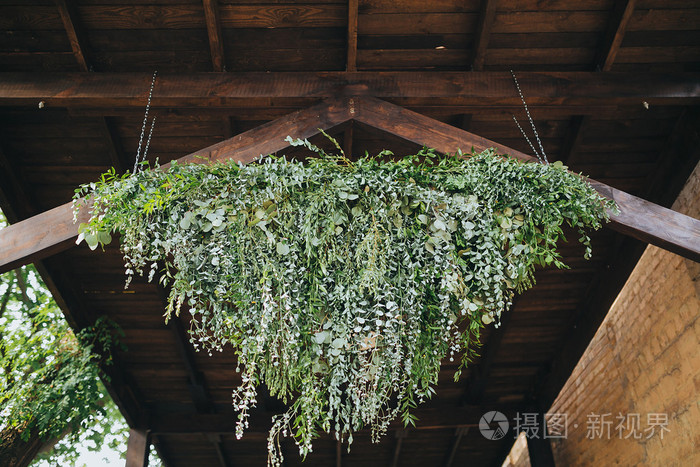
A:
74 137 614 466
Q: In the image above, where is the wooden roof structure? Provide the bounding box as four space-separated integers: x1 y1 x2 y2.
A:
1 1 699 466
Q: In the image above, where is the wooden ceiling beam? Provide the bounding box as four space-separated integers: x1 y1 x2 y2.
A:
557 114 588 165
1 72 698 108
0 98 351 274
54 0 90 72
443 427 469 467
390 429 408 467
1 97 699 279
55 0 131 177
595 0 637 72
352 96 700 262
347 0 358 72
203 0 226 72
534 106 700 412
470 0 499 71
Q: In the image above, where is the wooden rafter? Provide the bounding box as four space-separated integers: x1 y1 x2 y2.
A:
54 0 90 72
347 0 358 72
558 0 637 166
470 0 499 71
1 97 699 278
390 429 408 467
1 72 698 108
558 114 588 165
444 427 469 467
203 0 226 72
595 0 637 72
55 0 131 177
125 429 150 467
351 96 700 261
535 107 700 412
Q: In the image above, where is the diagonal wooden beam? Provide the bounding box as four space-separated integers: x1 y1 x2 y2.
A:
595 0 637 72
390 429 408 467
557 114 588 165
1 72 698 108
347 0 358 72
54 0 90 72
0 98 352 274
352 96 700 262
443 427 469 467
470 0 499 71
1 97 699 277
55 0 130 177
203 0 226 72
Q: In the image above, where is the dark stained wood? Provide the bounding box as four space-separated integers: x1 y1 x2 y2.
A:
0 98 352 274
0 200 89 274
352 96 700 262
558 115 588 165
125 429 150 467
347 0 358 71
2 96 700 278
203 0 225 72
1 3 697 466
54 0 90 71
1 72 698 108
100 117 128 173
590 180 700 262
443 427 468 467
534 236 646 411
470 0 498 71
595 0 637 71
390 429 408 467
526 424 555 467
150 405 508 435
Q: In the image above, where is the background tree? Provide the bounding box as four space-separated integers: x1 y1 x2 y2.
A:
0 212 149 467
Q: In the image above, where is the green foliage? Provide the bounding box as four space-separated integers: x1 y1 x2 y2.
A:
0 211 130 466
74 140 615 466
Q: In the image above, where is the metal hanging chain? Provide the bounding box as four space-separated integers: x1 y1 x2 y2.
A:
511 114 541 162
510 70 549 165
133 71 158 173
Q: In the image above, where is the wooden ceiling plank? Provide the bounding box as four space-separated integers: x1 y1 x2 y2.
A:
347 0 358 72
0 72 698 108
470 0 499 71
352 96 700 262
595 0 637 72
54 0 90 72
149 405 495 435
203 0 226 72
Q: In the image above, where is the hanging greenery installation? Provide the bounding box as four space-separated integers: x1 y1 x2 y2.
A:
73 136 615 465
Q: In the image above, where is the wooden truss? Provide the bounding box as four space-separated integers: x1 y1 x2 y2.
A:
1 95 699 275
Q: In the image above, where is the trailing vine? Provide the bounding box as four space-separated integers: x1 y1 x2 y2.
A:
74 136 615 465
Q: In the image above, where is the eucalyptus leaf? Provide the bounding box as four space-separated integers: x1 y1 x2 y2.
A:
73 137 613 467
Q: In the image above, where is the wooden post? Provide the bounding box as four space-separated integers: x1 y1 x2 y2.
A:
125 429 150 467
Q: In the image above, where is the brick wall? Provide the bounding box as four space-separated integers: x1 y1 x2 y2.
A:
546 161 700 466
